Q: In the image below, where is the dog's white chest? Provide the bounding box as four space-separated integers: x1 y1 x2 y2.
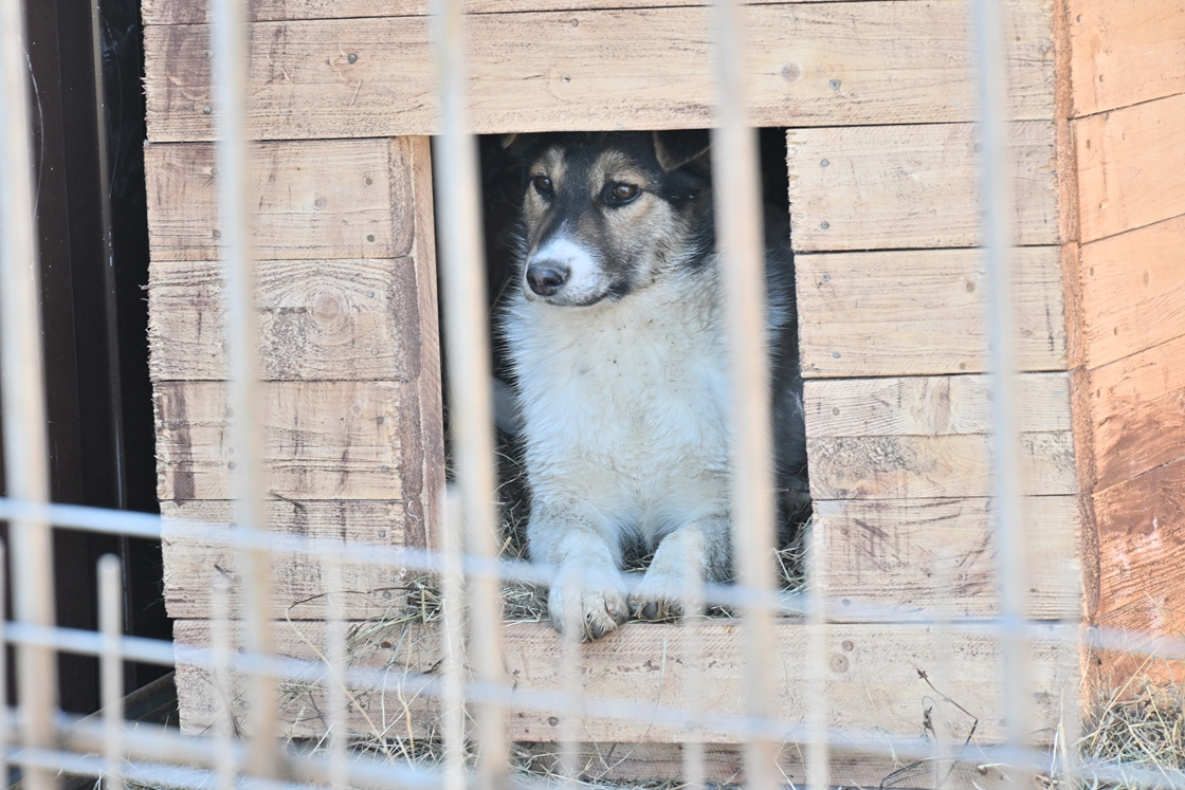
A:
508 276 732 528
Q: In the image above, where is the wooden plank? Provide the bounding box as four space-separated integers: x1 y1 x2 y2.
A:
1067 0 1185 117
787 123 1059 252
147 257 422 382
808 432 1078 500
142 0 933 24
1077 214 1185 369
1075 93 1185 243
402 137 445 550
1093 456 1185 631
1090 456 1185 686
153 381 417 501
145 139 413 261
795 247 1066 377
816 497 1082 621
143 1 1054 141
805 373 1071 438
513 742 1017 789
173 620 1075 746
1088 332 1185 490
160 500 420 621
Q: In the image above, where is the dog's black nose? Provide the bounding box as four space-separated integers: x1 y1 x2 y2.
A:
526 264 569 296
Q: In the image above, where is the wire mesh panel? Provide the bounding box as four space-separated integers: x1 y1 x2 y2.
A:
5 0 1185 787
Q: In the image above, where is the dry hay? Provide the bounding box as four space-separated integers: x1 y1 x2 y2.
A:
1068 671 1185 789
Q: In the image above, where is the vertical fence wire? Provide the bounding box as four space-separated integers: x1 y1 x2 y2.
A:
680 544 706 790
708 1 780 789
429 0 508 786
0 543 7 788
0 2 60 789
211 579 238 790
99 556 125 790
323 538 349 790
208 0 279 777
440 488 468 790
969 0 1031 783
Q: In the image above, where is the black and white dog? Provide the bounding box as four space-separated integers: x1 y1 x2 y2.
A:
499 130 807 640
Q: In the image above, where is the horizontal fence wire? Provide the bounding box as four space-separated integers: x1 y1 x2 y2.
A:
0 0 1175 787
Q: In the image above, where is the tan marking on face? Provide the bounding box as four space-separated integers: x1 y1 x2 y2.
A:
589 150 652 200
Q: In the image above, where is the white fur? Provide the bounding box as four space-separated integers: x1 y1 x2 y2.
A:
527 233 607 305
505 257 734 638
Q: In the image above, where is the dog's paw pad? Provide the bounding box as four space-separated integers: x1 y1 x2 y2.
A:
548 578 629 641
630 595 682 623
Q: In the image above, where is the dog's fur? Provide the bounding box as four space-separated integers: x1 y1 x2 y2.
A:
500 131 807 639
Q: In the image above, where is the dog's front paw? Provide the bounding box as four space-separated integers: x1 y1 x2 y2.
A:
548 567 629 641
629 571 686 623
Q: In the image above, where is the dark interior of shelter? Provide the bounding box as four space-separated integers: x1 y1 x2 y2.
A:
5 0 170 716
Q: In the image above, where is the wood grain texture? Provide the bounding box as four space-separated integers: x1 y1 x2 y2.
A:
1087 332 1185 490
154 381 416 501
1077 214 1185 369
1075 93 1185 243
787 123 1059 252
173 620 1075 746
1067 0 1185 117
795 247 1067 377
143 1 1054 141
147 257 421 382
805 373 1071 438
808 432 1077 500
1090 456 1185 688
142 0 931 24
402 137 445 551
145 139 410 260
816 497 1082 621
160 500 419 620
513 742 1018 790
1093 456 1185 632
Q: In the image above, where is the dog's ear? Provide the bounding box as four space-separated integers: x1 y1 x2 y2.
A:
500 133 519 149
653 129 711 172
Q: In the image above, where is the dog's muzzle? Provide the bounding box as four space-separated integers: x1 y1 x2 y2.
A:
526 262 570 297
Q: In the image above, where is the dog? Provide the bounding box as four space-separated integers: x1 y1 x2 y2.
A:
498 130 808 640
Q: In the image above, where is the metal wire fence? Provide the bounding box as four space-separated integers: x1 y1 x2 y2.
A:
0 0 1176 788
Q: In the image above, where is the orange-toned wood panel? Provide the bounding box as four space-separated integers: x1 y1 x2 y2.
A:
1087 332 1185 491
1075 93 1185 243
1077 215 1185 369
1067 0 1185 117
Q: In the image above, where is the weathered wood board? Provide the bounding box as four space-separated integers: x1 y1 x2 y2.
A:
513 741 1019 790
1077 214 1185 370
173 620 1076 746
787 123 1059 252
143 0 950 24
1067 0 1185 118
148 257 423 382
143 1 1054 142
159 500 426 621
795 247 1067 378
816 496 1083 621
1093 456 1185 634
805 373 1071 438
1087 332 1185 490
808 433 1077 500
144 139 416 261
1075 92 1185 243
154 381 418 502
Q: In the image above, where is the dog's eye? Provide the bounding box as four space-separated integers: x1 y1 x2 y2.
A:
531 175 553 198
603 182 640 206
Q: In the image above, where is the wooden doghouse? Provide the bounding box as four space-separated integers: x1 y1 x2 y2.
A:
145 0 1185 784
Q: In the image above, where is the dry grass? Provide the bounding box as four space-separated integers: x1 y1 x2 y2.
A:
1068 674 1185 789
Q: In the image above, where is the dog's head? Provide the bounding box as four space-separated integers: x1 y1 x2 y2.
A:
505 131 713 307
